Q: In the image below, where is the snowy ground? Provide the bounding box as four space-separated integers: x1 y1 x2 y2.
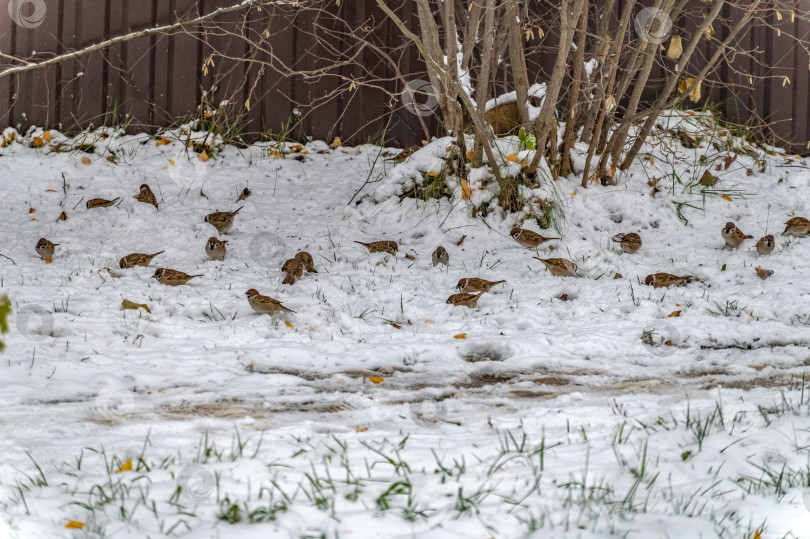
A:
1 119 810 538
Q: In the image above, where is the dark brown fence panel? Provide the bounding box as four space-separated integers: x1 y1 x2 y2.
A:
0 0 807 153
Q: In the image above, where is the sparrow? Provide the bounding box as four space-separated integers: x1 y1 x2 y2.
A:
246 289 295 315
119 251 165 268
152 268 202 286
35 238 59 260
281 257 304 285
432 246 449 266
86 197 120 209
612 233 642 254
294 251 317 273
782 217 810 237
134 184 158 208
446 291 484 308
236 187 251 202
721 221 753 249
204 206 244 234
755 266 773 280
205 237 228 261
755 235 775 256
455 278 506 293
354 240 398 255
533 257 578 277
644 273 693 288
510 227 559 249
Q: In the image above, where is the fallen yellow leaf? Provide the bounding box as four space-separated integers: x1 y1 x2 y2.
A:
426 171 440 177
465 150 474 160
28 207 35 213
668 311 681 317
31 136 44 148
43 130 51 142
107 156 117 164
721 194 733 201
285 322 294 329
116 459 133 473
506 153 518 162
454 333 467 339
81 156 91 165
331 137 342 148
460 179 471 200
198 150 209 162
168 159 175 166
121 299 151 314
572 191 577 196
155 137 171 146
65 521 85 529
369 376 384 384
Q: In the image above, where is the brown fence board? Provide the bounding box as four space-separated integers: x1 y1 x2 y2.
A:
0 0 807 152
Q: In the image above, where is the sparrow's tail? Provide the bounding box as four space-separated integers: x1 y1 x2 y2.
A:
744 235 754 239
233 206 244 214
354 241 369 248
282 273 296 285
491 280 506 285
151 250 165 257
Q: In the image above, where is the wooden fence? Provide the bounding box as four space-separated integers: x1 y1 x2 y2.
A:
0 0 808 152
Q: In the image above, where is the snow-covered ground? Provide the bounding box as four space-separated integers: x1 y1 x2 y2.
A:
1 118 810 538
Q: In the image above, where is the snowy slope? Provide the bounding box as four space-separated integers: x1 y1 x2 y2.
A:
0 122 810 538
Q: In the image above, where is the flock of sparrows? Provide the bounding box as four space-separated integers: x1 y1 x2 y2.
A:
32 180 810 315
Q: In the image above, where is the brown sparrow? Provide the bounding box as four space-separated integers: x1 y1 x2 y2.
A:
533 257 578 277
236 187 251 202
246 289 295 315
612 233 642 254
510 227 559 249
152 268 202 286
354 240 398 255
204 206 244 234
86 197 120 209
755 235 775 256
455 278 506 293
782 217 810 237
721 222 753 249
294 251 317 273
35 238 59 260
432 246 449 266
205 237 228 261
644 273 693 288
119 251 165 268
446 291 484 308
281 257 304 285
134 184 158 208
